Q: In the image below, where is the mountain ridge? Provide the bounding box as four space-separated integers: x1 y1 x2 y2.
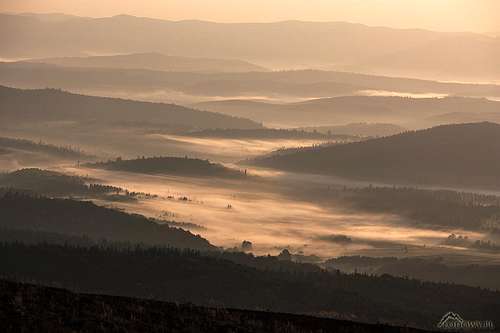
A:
1 13 498 81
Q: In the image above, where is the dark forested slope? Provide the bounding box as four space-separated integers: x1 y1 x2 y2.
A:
324 186 500 231
252 122 500 189
0 192 214 251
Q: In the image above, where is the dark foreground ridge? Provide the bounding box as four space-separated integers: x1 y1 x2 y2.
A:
0 279 433 333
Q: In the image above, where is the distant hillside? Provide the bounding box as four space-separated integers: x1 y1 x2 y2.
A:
0 169 91 196
26 52 267 73
425 112 500 127
3 62 500 100
325 256 500 292
0 136 88 159
251 122 500 189
323 186 500 232
195 96 500 127
87 156 245 178
0 85 261 130
0 168 145 202
182 128 351 140
0 279 436 333
0 192 215 251
2 13 499 81
298 123 406 137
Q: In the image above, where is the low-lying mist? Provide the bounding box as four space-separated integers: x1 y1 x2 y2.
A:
61 166 489 262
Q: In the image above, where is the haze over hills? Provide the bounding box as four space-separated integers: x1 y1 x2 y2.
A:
2 62 500 105
352 35 500 81
1 13 499 81
0 85 261 130
425 111 500 127
251 122 500 189
195 96 500 127
25 52 267 73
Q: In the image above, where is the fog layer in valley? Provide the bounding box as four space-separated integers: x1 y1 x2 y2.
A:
52 164 492 264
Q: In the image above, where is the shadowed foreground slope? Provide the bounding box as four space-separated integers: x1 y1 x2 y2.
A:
0 279 433 333
1 242 499 330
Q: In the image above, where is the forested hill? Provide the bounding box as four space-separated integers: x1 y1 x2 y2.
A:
0 85 261 130
252 122 500 189
87 156 245 178
0 279 435 333
0 192 215 251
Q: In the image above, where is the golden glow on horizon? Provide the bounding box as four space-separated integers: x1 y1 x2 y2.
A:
1 0 499 33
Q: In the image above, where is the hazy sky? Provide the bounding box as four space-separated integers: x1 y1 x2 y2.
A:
2 0 499 33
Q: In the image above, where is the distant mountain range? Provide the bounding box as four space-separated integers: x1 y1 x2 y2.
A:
24 52 267 73
251 122 500 189
195 96 500 127
1 13 499 81
0 85 261 130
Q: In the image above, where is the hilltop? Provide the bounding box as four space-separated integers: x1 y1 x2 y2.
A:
87 156 245 178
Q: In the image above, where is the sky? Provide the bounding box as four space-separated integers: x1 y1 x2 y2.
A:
1 0 499 33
